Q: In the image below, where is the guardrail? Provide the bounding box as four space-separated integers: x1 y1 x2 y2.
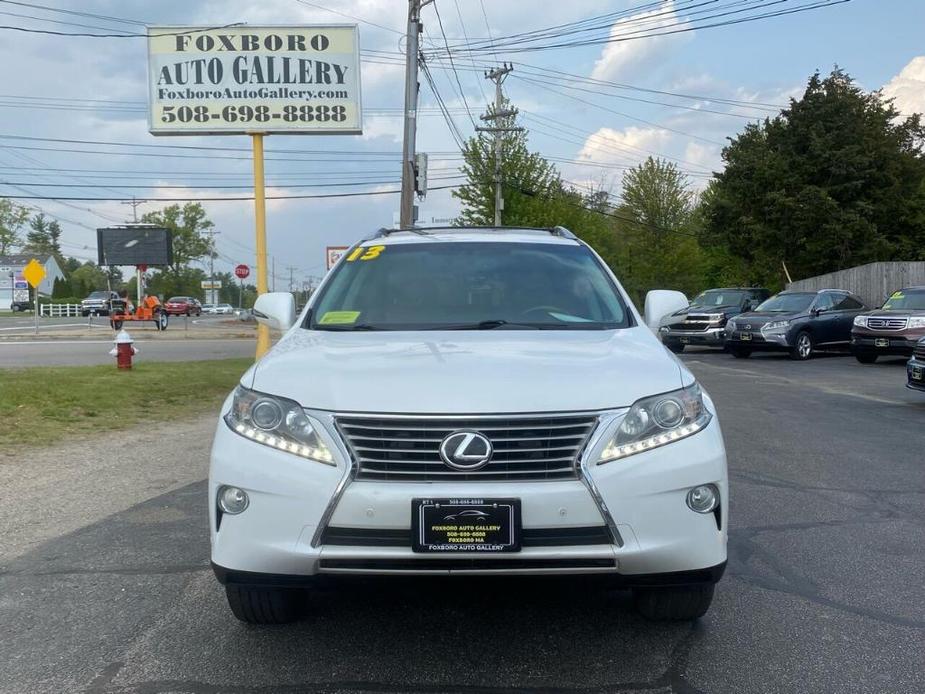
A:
39 304 83 317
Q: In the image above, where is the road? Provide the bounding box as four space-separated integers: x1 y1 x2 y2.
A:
0 349 922 693
0 337 255 366
0 313 235 333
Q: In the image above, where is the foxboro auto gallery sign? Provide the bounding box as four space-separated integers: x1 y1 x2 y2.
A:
147 25 362 135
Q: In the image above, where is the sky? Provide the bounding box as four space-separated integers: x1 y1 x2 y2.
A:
0 0 923 291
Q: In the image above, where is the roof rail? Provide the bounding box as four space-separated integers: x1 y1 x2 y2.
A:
550 226 577 239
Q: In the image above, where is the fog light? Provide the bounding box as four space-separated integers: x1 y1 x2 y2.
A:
686 484 719 513
218 486 249 514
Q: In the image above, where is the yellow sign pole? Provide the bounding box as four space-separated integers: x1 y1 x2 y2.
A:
252 133 270 359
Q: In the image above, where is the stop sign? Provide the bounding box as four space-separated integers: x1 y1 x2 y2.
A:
234 264 250 279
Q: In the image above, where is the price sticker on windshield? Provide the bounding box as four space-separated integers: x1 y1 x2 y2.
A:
346 245 385 262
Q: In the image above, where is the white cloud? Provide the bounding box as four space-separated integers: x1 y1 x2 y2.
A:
577 126 672 165
590 1 692 82
882 56 925 117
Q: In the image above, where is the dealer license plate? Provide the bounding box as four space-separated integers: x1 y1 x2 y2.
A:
738 332 753 341
875 338 890 348
912 365 924 382
412 498 521 553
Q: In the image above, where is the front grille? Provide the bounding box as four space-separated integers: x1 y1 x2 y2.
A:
321 525 614 547
867 317 908 330
680 314 720 332
319 557 616 572
336 414 598 481
914 343 925 359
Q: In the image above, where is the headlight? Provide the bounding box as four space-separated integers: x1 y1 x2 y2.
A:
853 315 868 327
705 313 725 323
726 320 737 332
598 383 712 464
909 317 925 329
762 320 790 332
225 386 334 464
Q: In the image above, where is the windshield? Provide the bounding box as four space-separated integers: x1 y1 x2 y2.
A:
690 290 748 308
168 297 187 303
309 241 629 331
882 289 925 311
755 293 814 313
87 291 109 299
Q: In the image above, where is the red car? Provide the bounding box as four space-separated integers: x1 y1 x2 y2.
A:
164 296 202 316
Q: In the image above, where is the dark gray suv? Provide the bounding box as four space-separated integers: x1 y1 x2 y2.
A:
725 289 867 360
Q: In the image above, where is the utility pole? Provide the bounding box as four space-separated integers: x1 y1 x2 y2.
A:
476 64 522 227
399 0 433 228
202 229 220 304
121 196 143 223
285 265 297 294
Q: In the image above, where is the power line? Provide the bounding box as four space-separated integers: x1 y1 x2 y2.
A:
431 1 476 128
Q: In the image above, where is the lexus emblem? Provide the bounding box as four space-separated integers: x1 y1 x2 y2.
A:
439 431 493 470
745 324 752 330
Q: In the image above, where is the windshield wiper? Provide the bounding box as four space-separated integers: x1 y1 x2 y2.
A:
444 319 540 330
315 323 380 331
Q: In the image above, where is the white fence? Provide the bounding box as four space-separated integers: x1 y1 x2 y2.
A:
39 303 83 317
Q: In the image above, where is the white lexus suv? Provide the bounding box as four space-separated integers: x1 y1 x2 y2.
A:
209 227 728 624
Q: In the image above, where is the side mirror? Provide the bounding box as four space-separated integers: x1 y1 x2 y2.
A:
644 290 689 332
812 307 825 316
253 292 296 332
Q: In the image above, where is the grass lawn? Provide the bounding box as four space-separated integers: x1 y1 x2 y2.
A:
0 358 251 449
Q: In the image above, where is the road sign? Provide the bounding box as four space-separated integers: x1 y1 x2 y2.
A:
201 280 222 290
234 264 250 279
146 25 362 136
22 259 45 288
327 246 348 270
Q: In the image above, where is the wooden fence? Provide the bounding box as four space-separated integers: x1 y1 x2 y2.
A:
787 261 925 308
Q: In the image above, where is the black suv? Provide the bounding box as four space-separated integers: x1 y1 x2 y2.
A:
725 289 867 360
659 287 770 353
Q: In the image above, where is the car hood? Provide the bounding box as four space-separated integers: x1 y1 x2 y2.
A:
733 311 804 327
247 328 690 413
664 304 742 326
865 309 925 317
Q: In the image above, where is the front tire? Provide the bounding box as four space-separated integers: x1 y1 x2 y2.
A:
225 585 301 625
110 319 123 330
790 331 814 360
633 584 715 621
156 311 168 331
855 352 878 364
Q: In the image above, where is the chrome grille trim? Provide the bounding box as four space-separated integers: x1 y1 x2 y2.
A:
867 317 908 330
336 413 598 481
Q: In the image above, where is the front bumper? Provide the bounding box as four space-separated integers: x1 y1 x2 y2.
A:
852 334 919 357
209 403 728 580
725 330 790 351
907 356 925 392
662 326 726 347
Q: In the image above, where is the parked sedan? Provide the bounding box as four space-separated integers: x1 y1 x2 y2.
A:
851 286 925 363
164 296 202 316
725 289 867 360
907 337 925 392
201 303 217 314
215 303 234 314
659 287 770 353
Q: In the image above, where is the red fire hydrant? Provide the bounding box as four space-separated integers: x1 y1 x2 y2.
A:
109 329 138 369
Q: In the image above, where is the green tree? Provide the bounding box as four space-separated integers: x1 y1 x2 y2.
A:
701 67 925 286
70 262 109 293
22 214 63 260
140 203 213 275
0 198 29 256
453 103 561 226
611 157 705 301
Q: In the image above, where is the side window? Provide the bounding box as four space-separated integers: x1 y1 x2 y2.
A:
814 294 836 311
834 295 863 310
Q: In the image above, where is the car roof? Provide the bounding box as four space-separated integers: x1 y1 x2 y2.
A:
357 226 581 247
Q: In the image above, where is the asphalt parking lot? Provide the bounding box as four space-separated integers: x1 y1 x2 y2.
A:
1 348 922 693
